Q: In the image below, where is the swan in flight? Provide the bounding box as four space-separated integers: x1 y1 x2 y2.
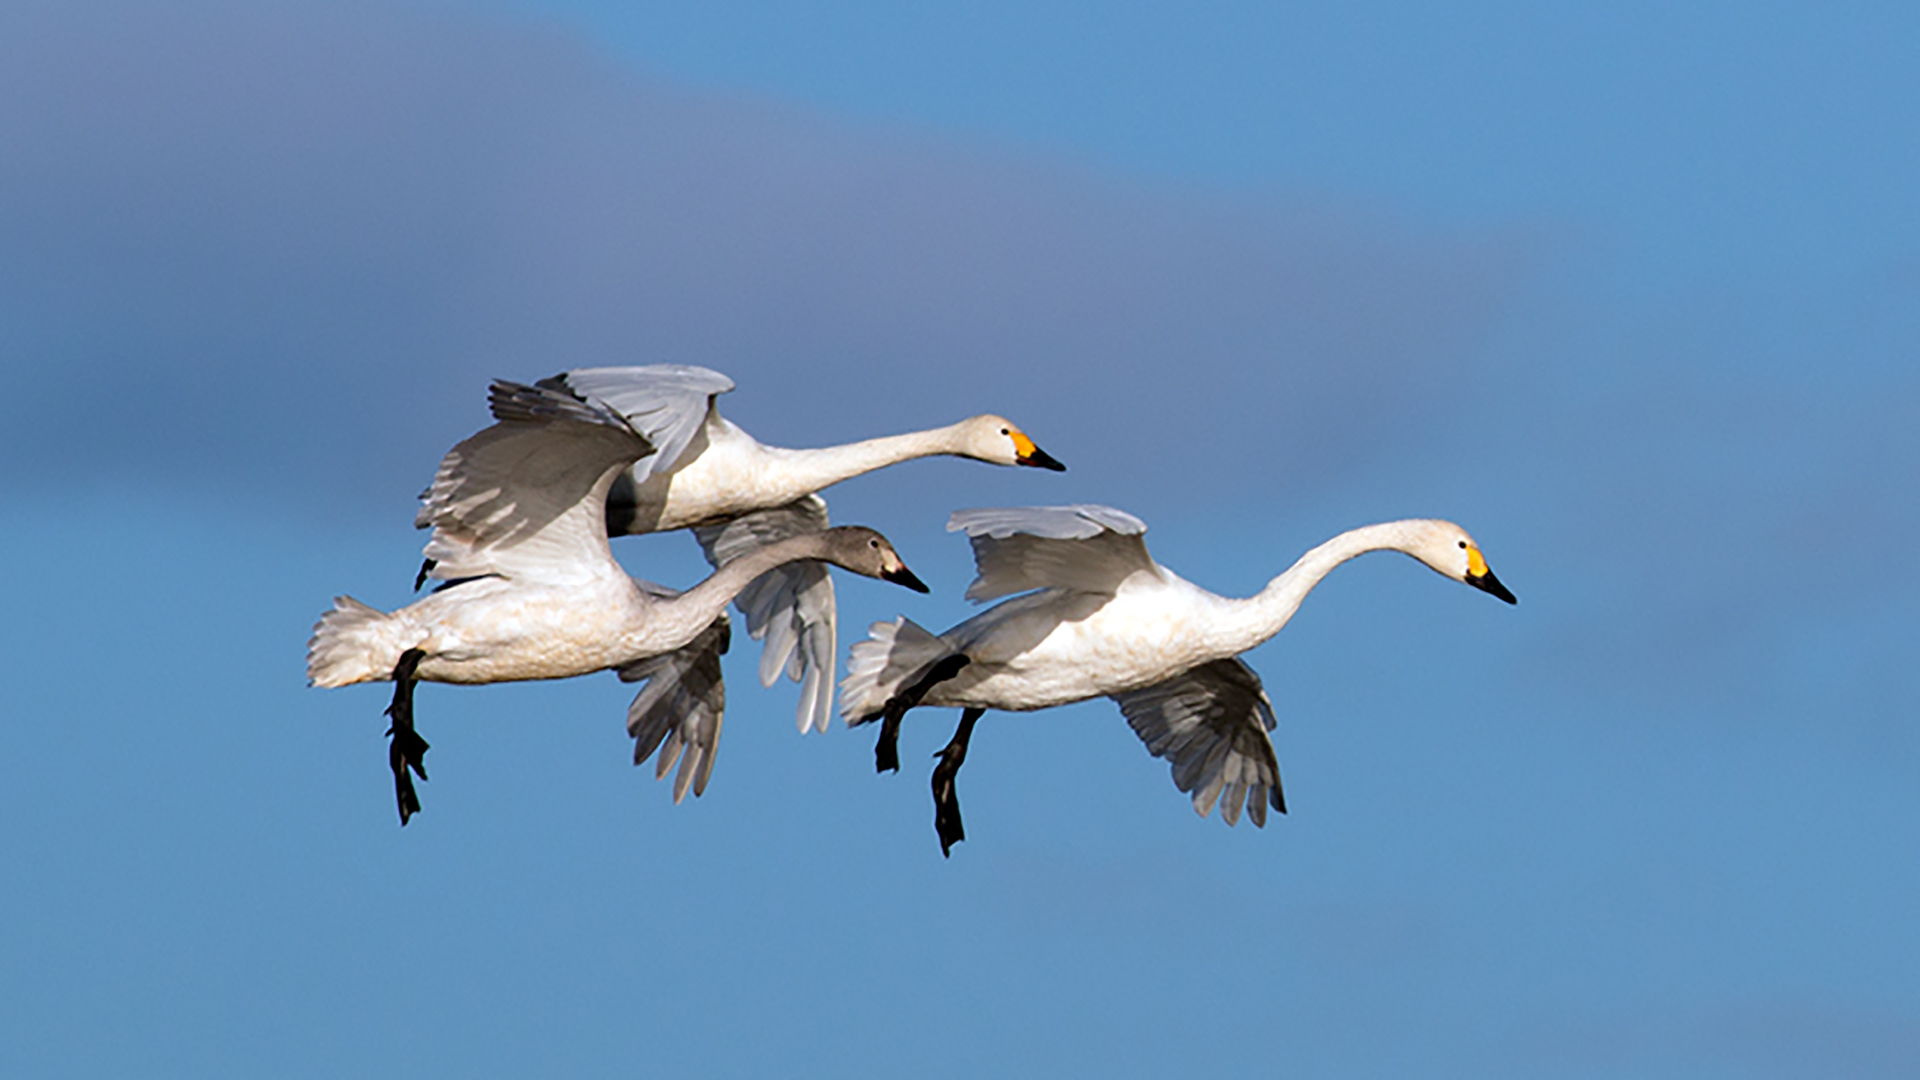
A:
416 365 1065 739
309 379 928 824
839 505 1516 855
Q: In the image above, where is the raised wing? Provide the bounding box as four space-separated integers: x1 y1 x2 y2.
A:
948 504 1157 602
618 607 730 803
1111 658 1285 828
416 380 653 584
529 365 734 483
692 496 838 733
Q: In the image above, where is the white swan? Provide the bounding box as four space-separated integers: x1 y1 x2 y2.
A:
309 379 928 823
427 365 1065 739
838 505 1517 855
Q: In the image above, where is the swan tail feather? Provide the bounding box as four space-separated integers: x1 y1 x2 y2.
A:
838 617 956 726
306 596 422 688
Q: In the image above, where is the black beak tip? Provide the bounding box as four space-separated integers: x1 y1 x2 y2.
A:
1469 571 1518 605
886 566 932 593
1020 447 1067 472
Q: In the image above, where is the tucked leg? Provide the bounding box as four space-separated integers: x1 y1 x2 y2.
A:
931 708 983 858
872 654 970 774
384 648 430 825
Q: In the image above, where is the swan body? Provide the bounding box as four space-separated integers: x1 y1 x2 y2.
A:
839 505 1516 852
905 571 1249 709
506 365 1064 735
613 410 1064 534
308 379 927 821
312 526 916 690
549 365 1063 535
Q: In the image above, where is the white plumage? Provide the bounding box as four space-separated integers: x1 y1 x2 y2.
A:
840 505 1517 852
521 364 1065 735
308 379 929 820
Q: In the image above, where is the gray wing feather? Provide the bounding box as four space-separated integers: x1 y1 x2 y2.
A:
1111 658 1285 828
485 378 637 429
617 610 730 803
415 380 653 582
949 504 1147 541
692 496 839 733
947 504 1156 602
536 365 735 482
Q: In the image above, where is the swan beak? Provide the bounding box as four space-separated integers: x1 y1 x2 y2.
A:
1467 569 1516 604
1464 547 1517 604
1011 431 1067 472
882 563 932 593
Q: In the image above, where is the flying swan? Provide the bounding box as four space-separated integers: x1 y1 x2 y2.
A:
309 379 928 823
839 505 1517 855
418 365 1064 740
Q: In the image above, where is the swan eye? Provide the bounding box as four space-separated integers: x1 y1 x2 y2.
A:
1000 427 1010 436
870 539 880 549
1458 540 1467 549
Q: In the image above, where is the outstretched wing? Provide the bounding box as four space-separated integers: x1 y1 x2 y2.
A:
692 495 838 734
617 590 731 803
416 380 653 584
1111 658 1285 828
528 365 735 483
948 504 1158 601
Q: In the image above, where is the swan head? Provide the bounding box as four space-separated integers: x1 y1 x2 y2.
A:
1403 520 1517 605
955 415 1066 471
821 527 931 593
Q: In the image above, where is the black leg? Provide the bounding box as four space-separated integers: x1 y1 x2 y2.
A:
384 648 430 825
871 654 970 774
875 712 904 775
931 708 983 858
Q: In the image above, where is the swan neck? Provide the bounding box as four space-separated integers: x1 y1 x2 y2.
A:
1229 522 1421 651
771 425 966 494
675 532 828 626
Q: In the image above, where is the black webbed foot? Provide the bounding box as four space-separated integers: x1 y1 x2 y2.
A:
384 648 429 825
870 654 971 774
931 708 983 858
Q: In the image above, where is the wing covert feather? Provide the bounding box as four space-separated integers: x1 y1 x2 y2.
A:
948 504 1156 601
416 380 653 583
535 365 734 481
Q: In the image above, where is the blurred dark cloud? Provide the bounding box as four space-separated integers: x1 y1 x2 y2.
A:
0 1 1528 520
11 0 1908 732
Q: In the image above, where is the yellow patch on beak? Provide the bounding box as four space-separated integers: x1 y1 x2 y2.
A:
1466 546 1489 579
1010 430 1038 458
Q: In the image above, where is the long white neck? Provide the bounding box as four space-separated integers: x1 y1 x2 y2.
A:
1211 521 1432 657
761 423 975 497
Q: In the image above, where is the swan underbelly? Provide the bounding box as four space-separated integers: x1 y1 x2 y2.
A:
405 579 654 685
932 586 1226 711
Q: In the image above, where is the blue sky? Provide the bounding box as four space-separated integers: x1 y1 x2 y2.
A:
1 2 1915 1076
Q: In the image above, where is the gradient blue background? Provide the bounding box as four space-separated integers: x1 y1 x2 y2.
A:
2 2 1915 1075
